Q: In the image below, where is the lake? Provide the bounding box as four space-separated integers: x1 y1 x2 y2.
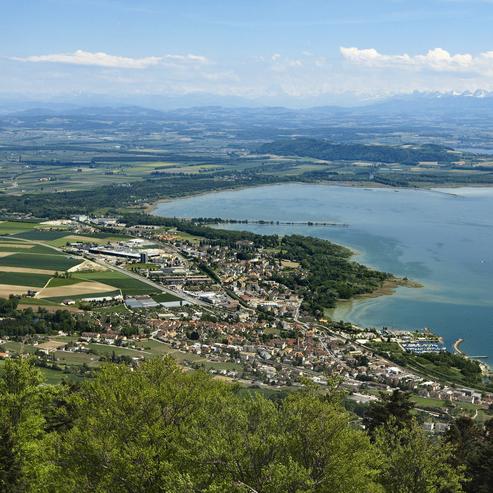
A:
154 184 493 362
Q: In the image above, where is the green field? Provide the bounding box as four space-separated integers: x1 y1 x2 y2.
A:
45 277 84 288
411 396 448 409
0 237 24 242
18 297 61 307
0 223 163 304
2 341 37 354
74 270 158 295
0 271 52 287
0 243 60 254
54 350 100 368
48 234 128 247
91 304 128 314
38 367 85 384
14 230 73 241
152 292 181 302
0 220 130 249
0 246 30 252
46 290 122 303
0 221 39 234
24 244 62 254
0 252 81 271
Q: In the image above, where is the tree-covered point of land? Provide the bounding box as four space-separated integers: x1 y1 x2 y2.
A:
271 235 391 315
0 357 470 493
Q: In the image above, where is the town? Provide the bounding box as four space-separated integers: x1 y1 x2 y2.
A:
1 214 491 432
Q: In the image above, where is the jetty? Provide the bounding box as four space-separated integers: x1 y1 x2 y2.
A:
453 338 488 359
200 218 349 227
453 338 464 354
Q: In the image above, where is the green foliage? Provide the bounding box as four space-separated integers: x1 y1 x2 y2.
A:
364 390 415 435
0 358 62 492
198 261 221 283
0 172 289 219
0 306 87 337
0 358 474 492
418 352 483 383
374 418 464 493
47 360 380 493
123 212 280 248
0 295 20 316
271 235 390 315
369 343 491 392
445 416 493 493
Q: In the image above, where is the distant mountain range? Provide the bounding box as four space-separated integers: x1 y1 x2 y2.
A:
2 90 493 117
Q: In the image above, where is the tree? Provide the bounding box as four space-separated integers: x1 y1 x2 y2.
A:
276 388 381 492
48 358 381 493
374 418 464 493
0 358 58 492
446 416 493 492
0 357 479 492
0 295 19 316
364 389 414 434
50 358 211 492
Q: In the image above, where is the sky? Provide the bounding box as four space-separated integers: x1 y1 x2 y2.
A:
2 0 493 106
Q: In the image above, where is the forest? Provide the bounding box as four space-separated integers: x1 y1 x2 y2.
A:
271 235 390 315
259 138 464 165
1 357 491 492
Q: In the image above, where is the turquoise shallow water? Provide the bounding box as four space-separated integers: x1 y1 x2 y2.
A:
154 184 493 362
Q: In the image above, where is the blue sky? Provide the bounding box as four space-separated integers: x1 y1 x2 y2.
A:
3 0 493 105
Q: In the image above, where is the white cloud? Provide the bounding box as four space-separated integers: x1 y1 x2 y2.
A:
6 46 493 101
12 49 208 69
340 46 493 74
270 54 304 73
161 54 209 64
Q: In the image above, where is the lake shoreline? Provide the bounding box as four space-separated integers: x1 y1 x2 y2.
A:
326 277 423 320
146 179 493 215
150 182 424 311
146 180 395 214
151 182 493 364
354 277 423 300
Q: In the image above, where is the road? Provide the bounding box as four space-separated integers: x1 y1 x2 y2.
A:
85 254 209 307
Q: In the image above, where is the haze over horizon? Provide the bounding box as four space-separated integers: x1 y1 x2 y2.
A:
4 0 493 107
